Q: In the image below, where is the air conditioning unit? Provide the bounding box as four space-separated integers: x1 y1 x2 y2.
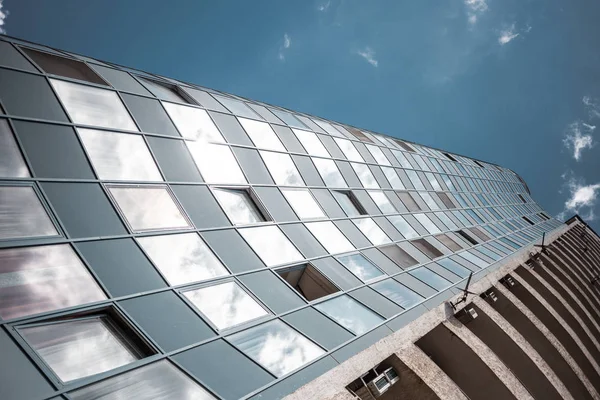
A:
366 374 391 397
485 290 498 302
384 367 400 385
506 277 515 286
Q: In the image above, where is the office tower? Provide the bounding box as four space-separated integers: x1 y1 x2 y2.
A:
0 34 596 400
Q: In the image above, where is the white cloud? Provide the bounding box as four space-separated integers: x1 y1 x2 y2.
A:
464 0 488 25
318 1 331 12
498 23 520 45
278 33 291 61
562 121 595 161
558 175 600 222
583 96 600 119
0 0 8 34
356 47 378 67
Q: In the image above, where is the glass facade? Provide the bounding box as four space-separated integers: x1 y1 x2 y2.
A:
0 35 564 400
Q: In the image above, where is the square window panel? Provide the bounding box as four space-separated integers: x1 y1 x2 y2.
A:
282 188 326 219
0 119 29 178
409 267 452 291
313 158 347 187
334 138 364 162
239 118 285 151
314 295 384 335
337 253 385 282
277 263 339 301
137 233 229 286
387 216 418 239
352 218 391 245
379 244 419 268
162 102 224 142
293 129 330 157
77 128 162 181
50 78 137 131
333 190 366 216
351 163 379 188
187 142 247 184
368 191 396 214
381 167 404 189
0 185 58 240
371 279 424 309
213 188 267 225
306 221 355 254
0 244 106 320
239 226 303 267
109 185 191 232
228 319 325 377
260 151 305 186
365 144 391 166
184 281 269 330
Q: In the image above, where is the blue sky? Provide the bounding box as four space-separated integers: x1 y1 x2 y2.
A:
2 0 600 230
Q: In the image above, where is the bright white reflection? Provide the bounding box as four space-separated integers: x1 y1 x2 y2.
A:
365 144 391 165
368 191 396 214
414 213 441 234
410 267 452 291
306 221 354 254
78 128 162 181
239 226 303 266
186 142 247 184
337 253 384 282
162 102 224 142
229 320 324 377
70 360 215 400
426 173 442 190
352 218 391 245
238 118 285 151
381 167 404 189
109 186 191 232
185 281 268 330
312 158 347 187
388 216 418 239
282 189 325 219
22 317 139 382
371 279 424 309
260 151 304 186
0 186 58 240
351 163 379 188
315 295 383 335
137 233 228 285
406 170 425 190
293 129 330 157
420 193 440 210
213 188 264 225
0 119 29 178
334 138 364 162
0 244 106 320
50 78 137 131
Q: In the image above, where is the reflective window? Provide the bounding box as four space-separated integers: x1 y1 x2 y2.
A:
435 212 458 230
420 193 440 210
411 239 444 259
239 226 303 266
0 185 58 240
426 173 442 190
313 120 344 137
368 191 396 214
229 319 324 377
139 78 189 103
387 216 418 239
109 185 191 232
337 253 384 282
306 221 355 254
459 251 489 268
137 233 229 285
187 142 247 184
371 279 424 309
293 129 330 157
315 294 384 334
351 163 379 188
365 144 391 166
406 170 425 190
434 234 462 252
379 244 419 268
392 150 413 168
50 79 137 131
414 213 441 234
239 118 285 151
410 267 451 290
185 281 268 330
437 258 471 278
0 244 106 319
282 188 325 219
21 315 148 382
162 102 224 142
334 138 364 162
0 120 29 178
333 190 365 216
271 109 307 129
381 167 404 189
213 188 266 225
78 128 162 181
214 95 260 119
260 151 304 186
22 48 108 85
397 191 421 212
313 158 347 187
70 360 216 400
353 218 391 245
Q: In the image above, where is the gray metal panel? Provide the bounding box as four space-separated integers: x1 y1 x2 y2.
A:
233 147 274 185
292 155 325 186
209 111 253 146
333 220 372 248
239 270 306 313
370 165 391 189
349 287 402 318
394 273 437 298
283 308 354 350
353 142 376 163
121 93 179 136
385 304 429 331
92 65 152 96
171 185 229 229
146 137 203 182
201 229 265 273
335 161 361 188
352 190 380 214
331 325 393 363
360 248 403 275
312 257 362 291
373 216 402 241
272 124 305 153
319 135 344 159
311 189 346 218
280 223 328 258
253 187 298 222
0 40 37 72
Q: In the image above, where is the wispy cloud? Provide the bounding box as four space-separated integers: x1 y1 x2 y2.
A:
562 121 595 161
318 0 331 12
278 33 291 61
464 0 488 25
498 23 520 45
557 175 600 221
583 96 600 119
356 47 378 67
0 0 8 34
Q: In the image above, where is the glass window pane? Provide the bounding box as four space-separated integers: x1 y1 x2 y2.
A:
435 212 458 230
420 193 440 210
0 120 29 178
337 253 384 282
459 251 489 268
414 213 441 234
162 102 224 142
333 191 364 217
351 163 379 188
381 167 403 189
0 244 106 320
371 279 424 309
229 320 324 377
306 221 355 254
368 191 396 214
313 158 347 187
213 188 265 225
50 79 137 131
426 173 442 190
334 138 364 162
410 239 444 259
239 226 303 266
70 360 216 400
21 316 142 382
22 48 108 85
397 192 421 212
282 189 325 219
214 95 260 119
277 264 339 301
365 144 391 165
315 295 384 335
185 281 268 330
410 267 451 290
78 128 162 181
260 151 304 186
437 258 470 278
388 216 418 239
353 218 391 245
140 78 188 103
137 233 229 285
0 186 58 240
109 186 191 232
313 120 344 137
239 118 285 151
187 142 247 184
293 129 330 157
271 109 307 129
379 244 419 268
406 170 425 190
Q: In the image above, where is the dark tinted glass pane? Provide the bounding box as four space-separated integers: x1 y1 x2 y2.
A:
348 287 402 318
121 93 180 136
0 119 29 178
435 234 463 252
397 191 421 212
277 264 339 301
233 148 274 185
0 41 37 72
379 245 419 268
210 112 253 146
239 270 305 313
91 64 152 95
139 78 189 103
283 307 353 350
292 155 325 186
410 239 444 259
22 48 107 85
183 87 229 112
146 137 202 182
171 185 230 229
201 229 265 273
280 223 327 258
